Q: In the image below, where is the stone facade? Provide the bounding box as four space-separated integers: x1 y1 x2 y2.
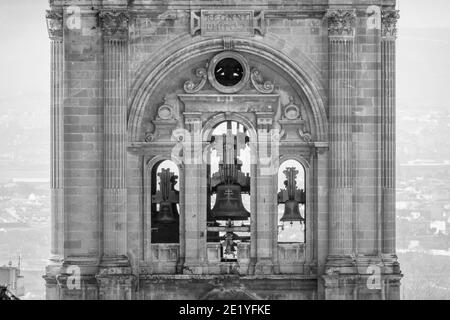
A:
44 0 401 300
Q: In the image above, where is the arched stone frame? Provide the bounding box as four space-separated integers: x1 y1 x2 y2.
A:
202 113 258 268
127 35 330 275
127 36 328 143
143 155 185 269
277 155 313 274
202 112 258 142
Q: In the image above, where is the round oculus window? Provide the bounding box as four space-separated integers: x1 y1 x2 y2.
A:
214 58 244 87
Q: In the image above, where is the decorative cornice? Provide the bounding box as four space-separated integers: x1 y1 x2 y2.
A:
99 10 130 39
325 9 356 37
382 10 400 39
46 10 63 40
96 274 136 286
264 10 325 19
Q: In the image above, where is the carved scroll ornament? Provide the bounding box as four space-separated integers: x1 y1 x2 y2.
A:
183 68 207 94
250 68 275 94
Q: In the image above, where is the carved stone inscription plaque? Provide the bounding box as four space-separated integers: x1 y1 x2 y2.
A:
201 10 254 36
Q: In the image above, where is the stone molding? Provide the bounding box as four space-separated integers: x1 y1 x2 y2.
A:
96 274 136 287
325 9 356 37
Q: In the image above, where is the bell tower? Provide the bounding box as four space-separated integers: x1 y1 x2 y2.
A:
44 0 401 300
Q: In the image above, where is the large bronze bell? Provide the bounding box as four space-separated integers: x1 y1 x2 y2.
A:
211 184 250 221
280 200 304 223
155 201 178 224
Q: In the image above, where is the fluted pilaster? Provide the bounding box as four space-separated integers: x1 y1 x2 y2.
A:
181 116 207 272
325 9 356 269
381 9 400 270
47 10 64 262
100 10 129 264
255 115 276 275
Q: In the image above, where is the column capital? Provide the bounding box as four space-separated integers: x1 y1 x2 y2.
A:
382 10 400 39
99 10 130 39
46 10 63 40
325 9 356 37
255 112 274 132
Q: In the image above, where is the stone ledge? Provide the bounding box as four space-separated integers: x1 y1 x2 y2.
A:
138 274 317 280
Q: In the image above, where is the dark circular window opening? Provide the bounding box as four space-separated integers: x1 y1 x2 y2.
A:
214 58 244 87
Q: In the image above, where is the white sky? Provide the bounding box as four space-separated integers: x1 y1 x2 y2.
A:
0 0 49 99
398 0 450 28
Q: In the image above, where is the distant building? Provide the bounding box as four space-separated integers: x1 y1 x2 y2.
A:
0 261 24 297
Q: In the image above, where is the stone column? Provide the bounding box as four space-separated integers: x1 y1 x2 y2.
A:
313 145 329 299
254 114 276 275
381 9 400 274
182 116 207 273
47 9 64 264
325 9 357 272
45 9 64 300
97 10 134 300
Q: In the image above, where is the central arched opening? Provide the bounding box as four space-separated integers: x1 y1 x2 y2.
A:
207 120 251 262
